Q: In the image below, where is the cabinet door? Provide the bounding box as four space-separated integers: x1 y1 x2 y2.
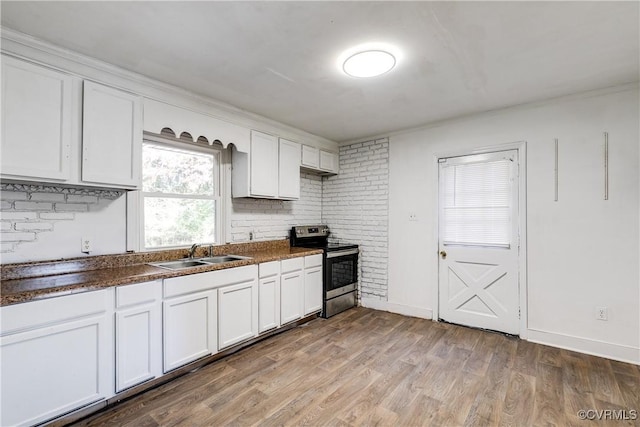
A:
320 150 339 174
304 266 323 315
1 55 73 181
301 145 320 169
0 315 111 426
280 270 304 324
115 302 161 392
278 138 301 199
250 130 278 197
82 80 142 188
259 274 280 333
218 279 258 349
163 290 217 373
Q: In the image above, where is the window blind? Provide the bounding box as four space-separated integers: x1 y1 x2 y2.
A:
441 159 513 247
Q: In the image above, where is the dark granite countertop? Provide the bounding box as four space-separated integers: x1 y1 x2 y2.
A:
0 240 322 306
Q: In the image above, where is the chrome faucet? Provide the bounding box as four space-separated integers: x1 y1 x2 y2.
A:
188 243 200 259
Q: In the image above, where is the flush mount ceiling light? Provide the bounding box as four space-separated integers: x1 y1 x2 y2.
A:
343 50 396 78
338 43 400 78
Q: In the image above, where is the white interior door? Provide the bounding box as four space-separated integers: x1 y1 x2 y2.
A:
438 150 520 335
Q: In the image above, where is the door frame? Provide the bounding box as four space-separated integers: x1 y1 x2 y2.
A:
432 141 528 338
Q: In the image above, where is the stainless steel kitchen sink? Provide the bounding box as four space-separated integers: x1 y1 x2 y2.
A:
151 260 210 270
149 254 252 270
197 255 252 264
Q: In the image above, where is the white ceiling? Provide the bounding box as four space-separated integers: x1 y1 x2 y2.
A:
2 1 638 143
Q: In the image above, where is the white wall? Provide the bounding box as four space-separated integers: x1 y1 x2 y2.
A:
386 85 639 363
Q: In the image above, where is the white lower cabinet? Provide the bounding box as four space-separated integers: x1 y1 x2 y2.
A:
163 289 217 373
218 279 258 349
0 258 322 425
258 261 281 333
280 257 304 325
115 281 162 392
0 289 114 427
161 265 258 370
304 254 323 315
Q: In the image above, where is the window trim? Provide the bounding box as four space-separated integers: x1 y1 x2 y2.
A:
126 132 228 252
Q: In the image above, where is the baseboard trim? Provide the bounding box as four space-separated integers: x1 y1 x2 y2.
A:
360 298 433 320
527 328 640 365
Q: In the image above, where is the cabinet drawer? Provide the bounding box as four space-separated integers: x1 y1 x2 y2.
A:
1 290 109 336
281 257 304 274
164 271 219 298
304 254 323 269
116 280 160 308
259 261 280 278
163 265 257 298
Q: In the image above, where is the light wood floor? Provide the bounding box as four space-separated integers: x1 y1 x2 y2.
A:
73 307 639 427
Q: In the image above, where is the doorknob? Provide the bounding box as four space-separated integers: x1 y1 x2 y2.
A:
440 250 447 259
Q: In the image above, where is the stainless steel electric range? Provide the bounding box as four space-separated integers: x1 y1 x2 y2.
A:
290 225 359 318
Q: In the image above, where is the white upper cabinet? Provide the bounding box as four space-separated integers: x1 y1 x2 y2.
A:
232 130 302 200
278 138 301 200
250 130 279 197
82 81 142 189
320 150 339 174
301 145 320 169
300 144 338 175
1 55 144 189
1 55 74 182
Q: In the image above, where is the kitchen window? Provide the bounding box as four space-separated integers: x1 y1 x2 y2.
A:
134 135 223 250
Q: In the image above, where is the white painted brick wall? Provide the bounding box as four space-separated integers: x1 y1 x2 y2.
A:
0 184 123 255
230 173 322 242
322 138 389 301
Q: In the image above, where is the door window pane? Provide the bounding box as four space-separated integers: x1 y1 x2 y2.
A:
442 159 512 247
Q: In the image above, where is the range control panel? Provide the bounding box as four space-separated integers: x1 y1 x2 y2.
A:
292 225 329 238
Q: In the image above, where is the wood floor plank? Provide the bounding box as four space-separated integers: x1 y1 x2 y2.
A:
562 349 597 422
463 347 514 426
513 339 541 377
614 372 640 410
500 371 537 426
432 370 486 426
71 308 640 427
538 343 563 368
587 355 625 405
532 363 565 426
337 356 418 424
396 393 442 426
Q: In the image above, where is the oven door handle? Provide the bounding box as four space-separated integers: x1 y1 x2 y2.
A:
326 248 359 258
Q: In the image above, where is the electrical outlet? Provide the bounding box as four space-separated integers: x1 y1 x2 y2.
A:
81 236 92 253
409 213 418 221
596 306 608 321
